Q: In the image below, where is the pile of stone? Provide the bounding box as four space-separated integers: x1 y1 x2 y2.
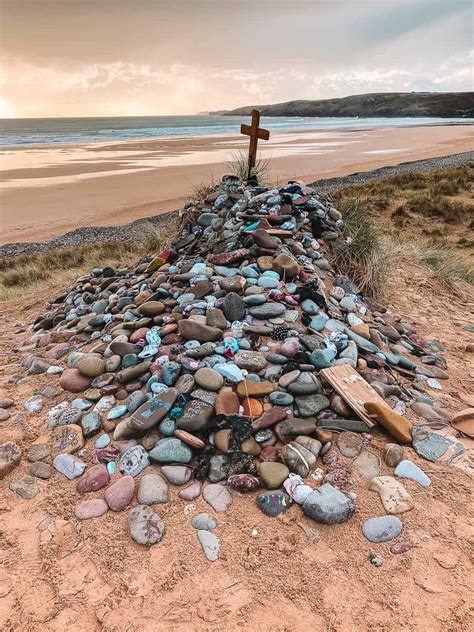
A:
1 175 466 558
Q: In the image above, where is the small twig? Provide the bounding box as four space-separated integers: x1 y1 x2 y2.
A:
223 580 242 590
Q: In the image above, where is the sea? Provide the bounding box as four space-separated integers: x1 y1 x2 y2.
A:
0 115 471 147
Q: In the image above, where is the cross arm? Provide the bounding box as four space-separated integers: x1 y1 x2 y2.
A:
240 124 270 140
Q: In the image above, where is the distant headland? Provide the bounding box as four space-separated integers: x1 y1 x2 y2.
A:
210 91 474 118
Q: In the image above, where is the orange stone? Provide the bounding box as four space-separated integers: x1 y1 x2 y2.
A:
242 397 264 418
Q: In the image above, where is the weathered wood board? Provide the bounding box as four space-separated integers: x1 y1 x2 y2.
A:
320 365 391 428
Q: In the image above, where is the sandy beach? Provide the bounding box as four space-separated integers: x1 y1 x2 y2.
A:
1 123 473 245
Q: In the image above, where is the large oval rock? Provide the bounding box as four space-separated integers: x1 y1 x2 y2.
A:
138 473 169 504
248 303 286 319
76 355 106 378
281 441 317 477
138 301 165 317
161 465 192 485
362 515 403 543
194 367 223 391
223 292 245 322
178 320 222 343
303 483 354 524
149 437 193 463
75 498 108 520
128 504 165 545
104 475 135 511
60 368 92 393
76 464 110 493
119 445 150 476
259 462 289 489
202 483 232 513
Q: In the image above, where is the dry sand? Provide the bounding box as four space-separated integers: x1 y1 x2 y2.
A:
0 257 473 631
1 124 473 245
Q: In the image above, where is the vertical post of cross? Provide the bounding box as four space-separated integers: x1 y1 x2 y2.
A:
240 109 270 183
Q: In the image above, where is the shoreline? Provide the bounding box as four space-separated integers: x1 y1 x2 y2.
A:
2 148 473 259
1 119 472 151
1 124 473 246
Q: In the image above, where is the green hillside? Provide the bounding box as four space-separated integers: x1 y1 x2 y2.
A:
211 92 474 118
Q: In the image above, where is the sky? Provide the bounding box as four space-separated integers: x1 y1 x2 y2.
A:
0 0 472 118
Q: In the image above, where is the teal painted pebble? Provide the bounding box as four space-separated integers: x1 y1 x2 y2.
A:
95 434 111 449
107 405 128 420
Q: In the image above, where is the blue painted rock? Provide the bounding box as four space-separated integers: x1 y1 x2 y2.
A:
119 445 151 476
127 388 179 431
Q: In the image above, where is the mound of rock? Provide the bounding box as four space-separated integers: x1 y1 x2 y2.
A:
9 175 463 553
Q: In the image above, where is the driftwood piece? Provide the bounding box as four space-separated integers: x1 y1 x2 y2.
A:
320 365 392 428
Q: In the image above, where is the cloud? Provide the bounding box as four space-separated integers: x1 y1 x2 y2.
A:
0 0 472 117
1 50 472 118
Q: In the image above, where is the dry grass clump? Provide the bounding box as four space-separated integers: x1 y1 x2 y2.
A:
227 149 271 185
189 174 219 201
401 193 473 223
334 167 473 296
393 242 474 288
337 163 474 223
332 200 391 297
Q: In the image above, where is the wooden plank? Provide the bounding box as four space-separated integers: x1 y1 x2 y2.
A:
320 365 391 428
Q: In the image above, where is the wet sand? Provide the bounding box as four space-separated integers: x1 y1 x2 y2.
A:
1 124 473 245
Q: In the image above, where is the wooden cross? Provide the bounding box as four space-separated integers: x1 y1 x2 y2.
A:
240 109 270 181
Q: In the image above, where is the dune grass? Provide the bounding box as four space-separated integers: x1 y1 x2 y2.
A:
0 220 179 302
337 163 474 222
334 165 474 293
392 242 474 288
331 200 391 297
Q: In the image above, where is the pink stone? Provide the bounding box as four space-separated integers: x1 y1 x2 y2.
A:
43 343 70 359
130 328 150 343
75 498 108 520
280 339 301 358
104 475 135 511
60 368 92 393
178 481 201 500
51 330 75 343
252 407 287 430
76 464 110 493
259 446 279 462
160 324 178 336
209 249 250 266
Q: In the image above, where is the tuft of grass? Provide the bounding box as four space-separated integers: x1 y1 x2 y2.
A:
189 174 219 201
226 149 271 185
332 200 391 297
405 192 474 223
393 242 474 288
